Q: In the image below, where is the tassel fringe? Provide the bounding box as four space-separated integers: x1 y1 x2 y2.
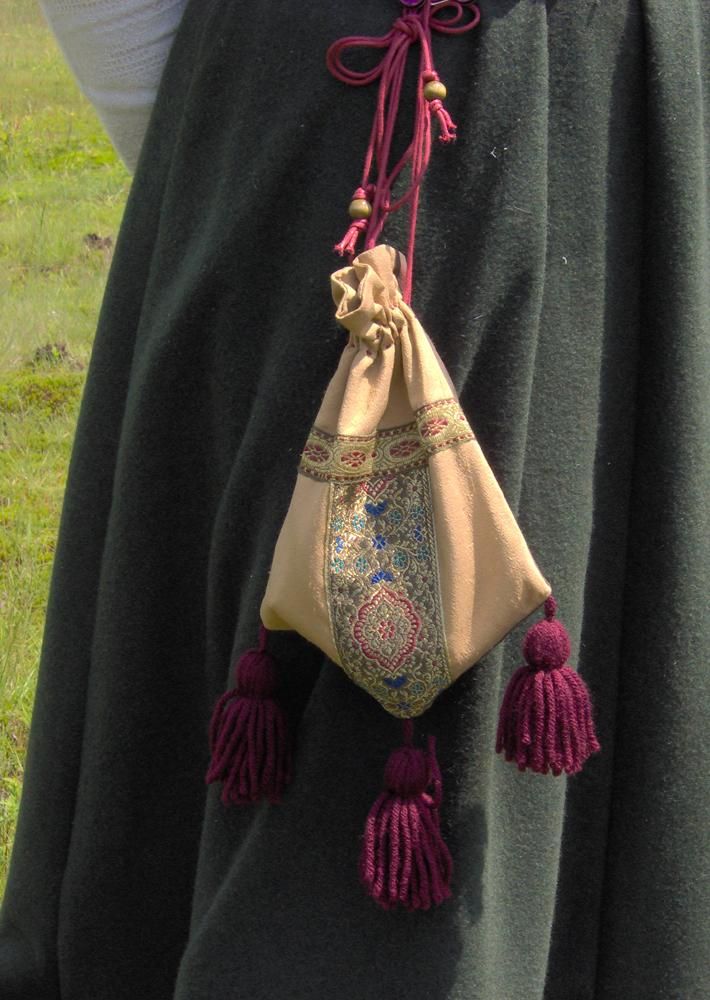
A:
360 719 453 911
429 98 457 143
334 217 369 258
496 596 601 775
205 626 292 805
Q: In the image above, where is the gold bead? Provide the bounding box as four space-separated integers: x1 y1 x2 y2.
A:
348 198 372 220
423 80 447 102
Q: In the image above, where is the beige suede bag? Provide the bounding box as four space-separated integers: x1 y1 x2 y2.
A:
206 0 600 913
261 244 551 719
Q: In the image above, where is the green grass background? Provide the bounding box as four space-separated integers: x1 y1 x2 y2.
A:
0 0 130 897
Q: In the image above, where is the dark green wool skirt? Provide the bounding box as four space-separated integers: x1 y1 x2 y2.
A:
1 1 708 997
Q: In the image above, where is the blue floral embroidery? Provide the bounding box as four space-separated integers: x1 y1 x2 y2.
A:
355 555 369 573
327 461 451 718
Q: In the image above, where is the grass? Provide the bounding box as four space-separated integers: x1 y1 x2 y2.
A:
0 0 130 897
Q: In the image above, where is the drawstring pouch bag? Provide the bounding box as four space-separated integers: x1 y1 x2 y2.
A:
206 0 600 911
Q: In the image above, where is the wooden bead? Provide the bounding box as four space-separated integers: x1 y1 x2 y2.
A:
348 198 372 220
423 80 447 102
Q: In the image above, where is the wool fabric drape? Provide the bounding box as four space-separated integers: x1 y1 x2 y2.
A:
1 1 708 998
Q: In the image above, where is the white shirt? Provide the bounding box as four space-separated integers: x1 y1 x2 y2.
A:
39 0 188 172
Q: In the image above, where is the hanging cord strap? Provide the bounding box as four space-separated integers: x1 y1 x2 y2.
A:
326 0 480 303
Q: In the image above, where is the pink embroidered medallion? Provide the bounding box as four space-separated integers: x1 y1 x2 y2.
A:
353 587 422 673
325 464 451 717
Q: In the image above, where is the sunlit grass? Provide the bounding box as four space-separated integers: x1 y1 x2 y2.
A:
0 0 130 896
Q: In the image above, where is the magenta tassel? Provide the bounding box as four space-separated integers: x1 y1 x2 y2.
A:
495 596 601 775
205 626 292 805
429 99 457 143
334 217 368 258
360 719 453 911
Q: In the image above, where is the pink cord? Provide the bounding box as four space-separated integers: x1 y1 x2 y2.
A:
327 0 480 303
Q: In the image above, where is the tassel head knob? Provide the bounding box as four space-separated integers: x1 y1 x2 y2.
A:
384 745 429 797
523 618 571 671
236 649 277 697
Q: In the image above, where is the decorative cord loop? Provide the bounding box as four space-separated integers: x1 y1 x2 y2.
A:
326 1 480 303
